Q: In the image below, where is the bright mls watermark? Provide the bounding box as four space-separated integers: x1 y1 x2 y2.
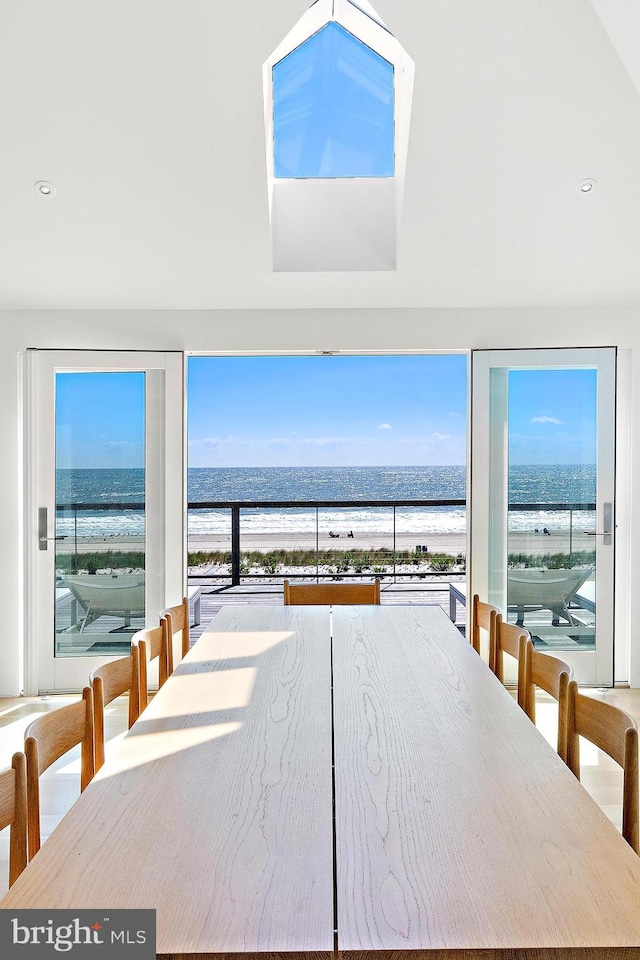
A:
0 910 155 958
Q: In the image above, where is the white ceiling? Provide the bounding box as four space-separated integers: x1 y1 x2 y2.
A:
1 0 640 311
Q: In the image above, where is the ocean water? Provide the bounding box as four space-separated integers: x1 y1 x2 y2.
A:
54 465 596 539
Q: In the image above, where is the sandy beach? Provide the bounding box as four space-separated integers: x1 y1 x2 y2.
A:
56 527 595 559
188 530 469 555
57 531 467 555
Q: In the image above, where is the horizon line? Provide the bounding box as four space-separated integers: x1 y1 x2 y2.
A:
56 462 596 470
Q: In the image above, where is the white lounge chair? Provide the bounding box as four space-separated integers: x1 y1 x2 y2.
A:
507 568 593 627
62 574 145 632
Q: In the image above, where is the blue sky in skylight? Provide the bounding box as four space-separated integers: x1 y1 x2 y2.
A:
273 21 394 179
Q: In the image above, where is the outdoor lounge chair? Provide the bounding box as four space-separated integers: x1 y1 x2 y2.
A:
507 568 592 627
62 574 145 632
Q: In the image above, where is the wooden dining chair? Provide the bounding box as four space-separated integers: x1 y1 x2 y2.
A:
491 614 530 707
471 594 500 657
283 579 381 605
90 645 141 771
521 637 571 757
133 620 170 711
161 596 190 675
0 751 28 887
25 687 95 858
565 680 639 854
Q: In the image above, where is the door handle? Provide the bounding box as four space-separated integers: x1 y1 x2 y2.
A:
585 502 612 546
38 507 67 551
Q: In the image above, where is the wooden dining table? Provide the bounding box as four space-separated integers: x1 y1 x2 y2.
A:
3 603 640 960
1 605 335 959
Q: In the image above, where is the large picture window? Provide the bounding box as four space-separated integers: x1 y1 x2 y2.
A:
186 353 468 594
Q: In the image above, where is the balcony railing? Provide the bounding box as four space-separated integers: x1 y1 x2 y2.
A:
54 498 596 586
187 498 467 585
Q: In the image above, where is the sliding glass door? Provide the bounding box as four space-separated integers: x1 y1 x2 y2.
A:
25 350 184 694
471 348 616 686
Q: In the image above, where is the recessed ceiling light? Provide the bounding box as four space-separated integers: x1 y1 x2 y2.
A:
577 178 596 194
34 180 56 197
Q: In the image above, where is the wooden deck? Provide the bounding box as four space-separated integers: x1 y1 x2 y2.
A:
52 579 463 655
53 576 595 655
190 580 461 641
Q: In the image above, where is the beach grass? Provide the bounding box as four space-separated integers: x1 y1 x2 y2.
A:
187 547 465 573
188 547 594 577
54 546 595 578
507 550 595 569
56 550 146 573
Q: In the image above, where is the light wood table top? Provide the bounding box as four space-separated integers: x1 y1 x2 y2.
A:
1 606 335 960
331 605 640 959
5 603 640 959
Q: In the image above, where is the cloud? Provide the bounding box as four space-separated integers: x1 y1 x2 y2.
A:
378 423 392 430
432 432 451 441
306 436 355 447
530 416 563 425
198 434 355 449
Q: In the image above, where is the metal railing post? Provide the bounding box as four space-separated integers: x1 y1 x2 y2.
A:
393 506 397 583
231 505 241 586
569 507 573 562
73 507 78 574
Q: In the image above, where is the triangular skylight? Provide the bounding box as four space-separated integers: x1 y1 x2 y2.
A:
273 21 395 179
264 0 414 272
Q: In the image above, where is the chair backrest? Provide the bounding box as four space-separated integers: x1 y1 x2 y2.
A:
0 751 28 887
283 580 381 605
491 614 530 706
471 594 500 656
162 597 190 675
521 638 571 757
25 687 95 858
90 646 141 770
133 620 169 711
566 680 639 854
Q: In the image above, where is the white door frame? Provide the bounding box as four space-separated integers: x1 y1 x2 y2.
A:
471 347 616 687
23 349 184 694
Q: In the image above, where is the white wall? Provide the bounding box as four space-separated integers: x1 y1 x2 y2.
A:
1 307 638 694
